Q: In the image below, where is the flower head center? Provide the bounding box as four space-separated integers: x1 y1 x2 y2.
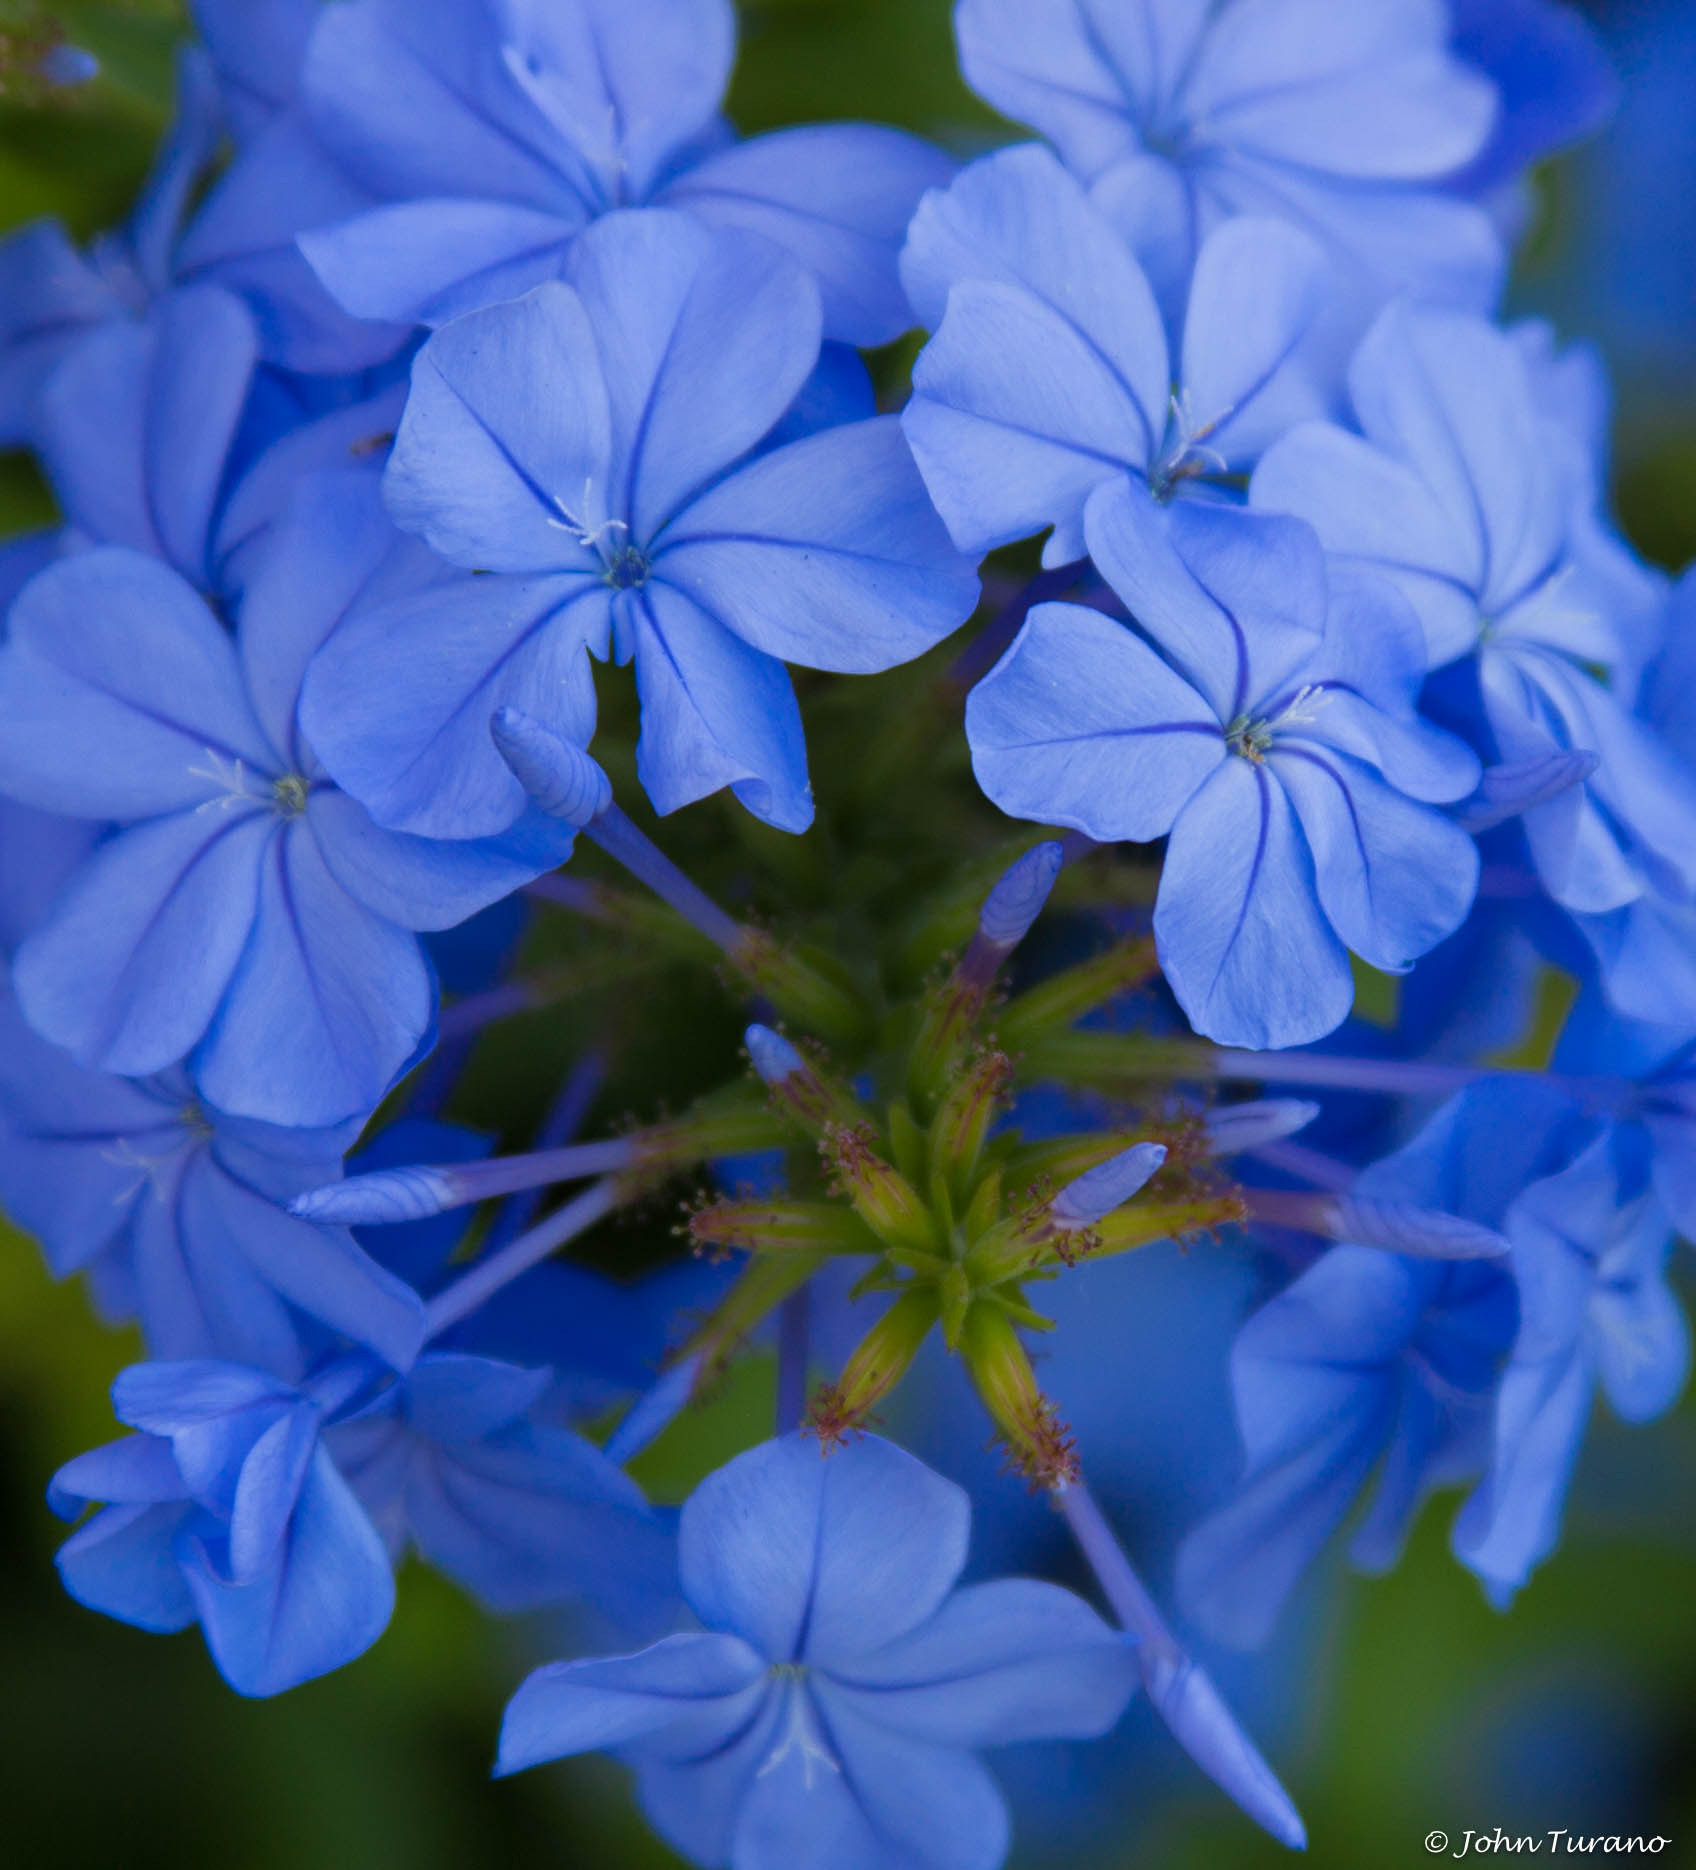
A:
273 773 310 817
1225 715 1275 763
603 543 651 591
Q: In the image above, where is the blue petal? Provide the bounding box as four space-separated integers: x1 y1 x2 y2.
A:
234 467 401 767
563 212 823 543
679 1434 969 1670
1084 477 1326 723
0 217 121 446
0 549 273 819
497 1633 765 1774
385 282 613 574
309 789 574 930
657 417 980 674
50 1432 187 1517
827 1577 1135 1746
13 810 272 1080
213 383 409 597
630 583 813 831
498 0 735 202
1450 0 1619 194
183 1447 394 1695
1252 419 1483 669
1180 216 1329 461
1156 757 1355 1050
302 0 593 212
1176 1246 1413 1647
39 285 258 588
1271 744 1480 972
300 570 605 839
966 600 1222 841
953 0 1186 181
176 112 410 375
734 1690 1009 1870
227 1401 319 1580
1185 1 1497 181
57 1501 199 1633
905 279 1158 564
1350 303 1568 623
663 124 955 346
180 1152 426 1372
191 821 433 1127
301 198 578 328
402 1425 672 1618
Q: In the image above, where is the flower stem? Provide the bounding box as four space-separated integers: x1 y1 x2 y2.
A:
422 1179 622 1340
776 1284 813 1434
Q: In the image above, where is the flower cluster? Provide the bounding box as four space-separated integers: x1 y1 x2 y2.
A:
0 2 1689 1866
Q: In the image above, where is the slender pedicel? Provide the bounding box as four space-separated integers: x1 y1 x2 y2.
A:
484 1051 608 1252
1055 1476 1307 1852
775 1285 813 1436
422 1179 622 1340
604 1353 705 1465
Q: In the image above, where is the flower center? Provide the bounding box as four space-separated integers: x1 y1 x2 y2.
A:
602 544 651 591
272 773 310 817
1225 715 1275 763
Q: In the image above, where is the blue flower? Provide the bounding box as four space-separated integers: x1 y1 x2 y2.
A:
33 279 408 600
951 0 1504 332
900 144 1330 565
1178 1076 1598 1646
0 983 425 1375
327 1350 675 1627
967 479 1482 1049
0 47 223 446
302 213 979 838
497 1434 1136 1870
1453 1126 1690 1604
291 0 952 349
50 1356 395 1696
1253 301 1686 924
0 474 577 1127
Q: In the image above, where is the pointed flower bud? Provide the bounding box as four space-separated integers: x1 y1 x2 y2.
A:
1051 1142 1168 1229
1455 750 1599 833
1202 1100 1321 1157
1246 1189 1510 1259
747 1024 806 1089
977 841 1063 949
604 1354 703 1465
490 707 612 824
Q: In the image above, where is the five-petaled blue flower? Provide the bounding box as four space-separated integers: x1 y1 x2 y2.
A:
0 474 578 1127
293 0 954 349
302 212 980 838
951 0 1505 344
497 1433 1138 1870
901 143 1330 566
967 479 1483 1048
0 982 424 1375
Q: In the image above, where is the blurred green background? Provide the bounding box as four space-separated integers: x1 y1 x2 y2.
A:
3 1 1695 1864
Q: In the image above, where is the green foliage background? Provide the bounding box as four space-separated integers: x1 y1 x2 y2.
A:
1 3 1694 1865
